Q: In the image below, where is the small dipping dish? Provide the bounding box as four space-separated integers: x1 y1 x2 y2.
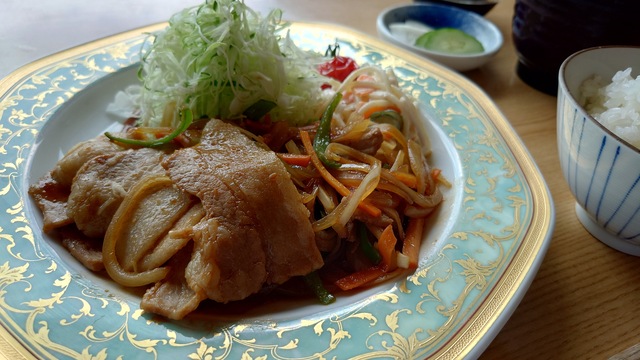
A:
377 3 502 71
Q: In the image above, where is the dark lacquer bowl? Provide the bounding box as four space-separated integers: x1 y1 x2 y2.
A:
513 0 640 95
413 0 498 15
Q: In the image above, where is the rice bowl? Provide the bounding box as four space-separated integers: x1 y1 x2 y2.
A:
557 46 640 256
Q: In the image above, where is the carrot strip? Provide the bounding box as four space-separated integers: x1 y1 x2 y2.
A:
353 74 377 97
130 127 173 139
378 123 408 152
335 225 400 291
391 171 418 189
335 266 386 291
362 104 402 120
300 130 381 218
277 153 311 167
356 74 375 82
300 130 347 194
431 168 442 180
402 217 425 269
378 224 398 271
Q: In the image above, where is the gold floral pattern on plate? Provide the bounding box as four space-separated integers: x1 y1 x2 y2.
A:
0 22 554 359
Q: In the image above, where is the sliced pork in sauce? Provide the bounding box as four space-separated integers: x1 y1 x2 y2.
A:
67 147 166 238
138 203 205 272
30 119 324 320
162 119 323 305
29 173 74 233
51 134 125 188
29 134 126 233
102 174 197 288
140 243 205 320
57 226 105 272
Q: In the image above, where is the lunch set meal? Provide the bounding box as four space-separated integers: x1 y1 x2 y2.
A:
580 67 640 149
29 0 446 320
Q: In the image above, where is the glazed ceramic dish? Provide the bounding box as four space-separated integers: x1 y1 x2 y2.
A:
557 46 640 256
0 22 553 359
377 3 503 71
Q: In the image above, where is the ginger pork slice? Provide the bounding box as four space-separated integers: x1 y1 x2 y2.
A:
67 147 166 238
141 243 206 320
51 133 126 188
29 173 74 233
163 119 323 304
162 139 269 303
29 134 126 233
201 119 323 284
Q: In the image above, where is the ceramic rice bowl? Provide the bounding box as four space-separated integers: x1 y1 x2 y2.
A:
557 46 640 255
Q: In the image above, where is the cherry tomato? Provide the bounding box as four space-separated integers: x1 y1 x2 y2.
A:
317 44 358 82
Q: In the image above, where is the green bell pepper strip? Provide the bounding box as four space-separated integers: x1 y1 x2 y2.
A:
104 107 194 147
243 99 277 120
304 271 336 305
313 92 342 169
357 221 382 265
370 109 403 130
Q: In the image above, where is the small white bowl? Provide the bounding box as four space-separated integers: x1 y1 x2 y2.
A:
376 3 503 71
557 46 640 256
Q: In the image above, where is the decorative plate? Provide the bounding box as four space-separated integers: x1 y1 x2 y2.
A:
0 22 554 359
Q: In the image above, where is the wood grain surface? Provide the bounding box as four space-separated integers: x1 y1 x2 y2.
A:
466 1 640 359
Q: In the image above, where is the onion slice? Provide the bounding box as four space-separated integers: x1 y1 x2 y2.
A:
103 175 192 287
312 161 382 236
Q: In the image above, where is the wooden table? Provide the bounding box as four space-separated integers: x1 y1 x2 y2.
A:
2 0 639 358
463 1 640 359
248 0 640 358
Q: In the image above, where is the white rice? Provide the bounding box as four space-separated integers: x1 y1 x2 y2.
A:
579 67 640 150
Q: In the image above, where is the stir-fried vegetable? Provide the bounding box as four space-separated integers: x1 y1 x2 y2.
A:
304 271 335 305
300 130 382 220
105 107 193 147
290 63 445 294
242 99 277 120
402 218 425 269
357 221 381 265
313 92 343 169
370 109 404 129
102 175 187 286
335 266 387 291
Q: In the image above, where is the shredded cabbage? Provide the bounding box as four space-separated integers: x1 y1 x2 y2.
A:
136 0 330 127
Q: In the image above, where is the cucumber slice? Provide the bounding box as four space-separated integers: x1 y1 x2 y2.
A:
415 28 484 54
